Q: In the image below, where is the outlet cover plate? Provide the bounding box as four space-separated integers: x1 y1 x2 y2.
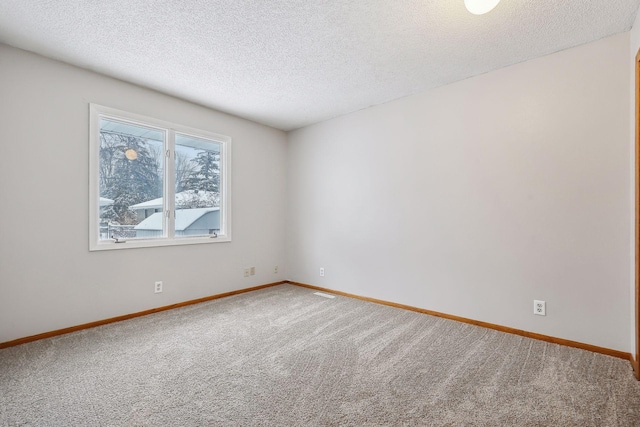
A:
534 300 546 316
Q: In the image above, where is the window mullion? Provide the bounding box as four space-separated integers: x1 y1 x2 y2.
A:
166 129 176 239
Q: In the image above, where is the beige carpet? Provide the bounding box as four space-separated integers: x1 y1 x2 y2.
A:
1 284 639 426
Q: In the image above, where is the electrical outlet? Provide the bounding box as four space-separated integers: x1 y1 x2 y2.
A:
274 265 278 274
320 267 325 277
244 268 250 278
250 267 255 276
534 300 546 316
155 281 163 293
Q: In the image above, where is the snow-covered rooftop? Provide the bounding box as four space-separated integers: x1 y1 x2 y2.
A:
99 197 114 207
134 207 219 231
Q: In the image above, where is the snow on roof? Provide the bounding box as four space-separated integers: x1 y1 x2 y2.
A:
130 195 163 209
100 197 114 207
134 207 219 231
130 190 217 209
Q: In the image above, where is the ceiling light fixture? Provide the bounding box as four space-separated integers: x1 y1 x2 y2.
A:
464 0 501 15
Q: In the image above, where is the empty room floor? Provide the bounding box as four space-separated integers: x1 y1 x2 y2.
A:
1 284 639 426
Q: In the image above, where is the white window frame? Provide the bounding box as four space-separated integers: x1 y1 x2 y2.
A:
89 104 232 251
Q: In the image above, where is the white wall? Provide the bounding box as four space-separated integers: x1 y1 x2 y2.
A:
1 31 634 353
0 44 288 343
287 33 631 352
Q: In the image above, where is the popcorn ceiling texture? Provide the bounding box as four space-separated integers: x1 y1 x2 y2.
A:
0 0 638 130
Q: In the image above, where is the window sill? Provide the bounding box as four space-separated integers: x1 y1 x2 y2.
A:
89 235 231 251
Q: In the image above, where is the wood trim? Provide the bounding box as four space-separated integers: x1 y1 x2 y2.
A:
2 279 632 363
0 281 287 350
635 48 640 379
289 281 631 361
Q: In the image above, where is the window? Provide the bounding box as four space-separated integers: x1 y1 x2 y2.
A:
89 104 231 250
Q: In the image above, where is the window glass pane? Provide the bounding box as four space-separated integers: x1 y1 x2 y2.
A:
98 118 165 240
175 134 221 237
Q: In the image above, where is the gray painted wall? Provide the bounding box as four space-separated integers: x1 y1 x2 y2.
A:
1 31 636 354
287 33 632 352
0 44 288 343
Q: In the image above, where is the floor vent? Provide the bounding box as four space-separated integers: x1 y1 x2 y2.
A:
313 292 336 299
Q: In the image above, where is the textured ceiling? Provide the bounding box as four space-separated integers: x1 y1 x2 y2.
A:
0 1 639 131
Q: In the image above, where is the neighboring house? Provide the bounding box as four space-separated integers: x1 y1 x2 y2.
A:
99 197 114 218
129 196 163 222
134 207 220 238
129 190 218 221
98 197 115 239
99 197 114 207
